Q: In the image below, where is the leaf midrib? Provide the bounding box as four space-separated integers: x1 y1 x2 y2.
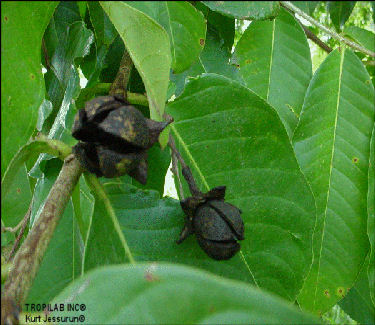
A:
313 47 346 309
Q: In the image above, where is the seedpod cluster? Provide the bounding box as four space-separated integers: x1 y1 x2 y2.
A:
72 95 169 184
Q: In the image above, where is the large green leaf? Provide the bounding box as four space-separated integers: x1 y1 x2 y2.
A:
167 74 316 300
126 1 206 74
202 1 280 20
30 20 94 177
339 255 375 324
327 1 356 32
291 1 319 16
1 2 58 177
170 25 243 97
293 48 375 314
368 127 375 306
234 8 312 138
101 1 171 122
343 26 375 54
83 183 255 283
194 2 235 52
51 263 320 324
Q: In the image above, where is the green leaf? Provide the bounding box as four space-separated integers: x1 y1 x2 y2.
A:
234 8 312 138
30 20 94 177
327 1 356 32
1 135 71 201
167 74 316 301
202 1 280 20
343 26 375 54
52 263 320 324
26 201 82 304
291 1 319 16
293 48 375 313
87 1 117 48
126 1 206 74
1 2 58 177
84 183 255 283
1 165 31 228
100 1 171 122
195 2 235 52
368 127 375 306
339 255 375 324
37 99 54 132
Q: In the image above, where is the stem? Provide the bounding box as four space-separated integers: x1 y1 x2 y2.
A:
280 1 375 57
1 155 83 310
109 50 133 99
171 150 184 199
7 203 32 262
301 24 332 53
168 135 202 197
84 174 135 264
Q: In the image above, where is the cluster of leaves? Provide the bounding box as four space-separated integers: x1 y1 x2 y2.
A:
1 1 374 324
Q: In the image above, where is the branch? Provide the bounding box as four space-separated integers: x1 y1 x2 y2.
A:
168 135 202 198
7 203 32 262
280 1 375 57
301 24 333 53
1 155 83 323
109 50 133 99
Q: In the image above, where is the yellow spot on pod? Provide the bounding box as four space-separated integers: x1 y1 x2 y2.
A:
352 157 359 163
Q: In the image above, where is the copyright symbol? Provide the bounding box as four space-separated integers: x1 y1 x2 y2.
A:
79 315 85 322
80 304 86 311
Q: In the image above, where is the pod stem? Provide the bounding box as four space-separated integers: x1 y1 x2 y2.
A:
168 134 203 198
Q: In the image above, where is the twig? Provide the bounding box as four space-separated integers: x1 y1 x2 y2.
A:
280 1 375 57
41 38 51 70
171 147 184 199
301 24 332 53
1 155 83 320
109 50 133 99
7 203 32 262
365 60 375 66
168 135 202 197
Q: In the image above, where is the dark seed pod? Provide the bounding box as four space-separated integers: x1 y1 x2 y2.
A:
177 186 245 260
72 95 170 182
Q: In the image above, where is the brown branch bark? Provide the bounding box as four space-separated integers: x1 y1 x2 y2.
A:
1 155 83 324
302 25 333 53
109 50 133 100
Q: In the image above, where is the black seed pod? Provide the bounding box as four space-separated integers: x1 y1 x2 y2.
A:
71 95 170 183
177 186 244 260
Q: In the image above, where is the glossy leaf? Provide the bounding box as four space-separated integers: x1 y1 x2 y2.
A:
293 48 375 313
126 1 206 73
1 135 71 200
195 2 235 52
88 1 117 48
339 255 375 324
101 1 171 122
368 127 375 305
234 8 312 138
1 165 31 228
30 20 94 177
52 263 320 324
1 2 58 177
343 26 375 54
327 1 356 32
291 1 319 16
170 25 243 97
203 1 280 20
167 74 316 300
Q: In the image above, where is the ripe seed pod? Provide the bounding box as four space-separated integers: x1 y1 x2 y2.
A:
177 186 245 260
72 95 169 183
